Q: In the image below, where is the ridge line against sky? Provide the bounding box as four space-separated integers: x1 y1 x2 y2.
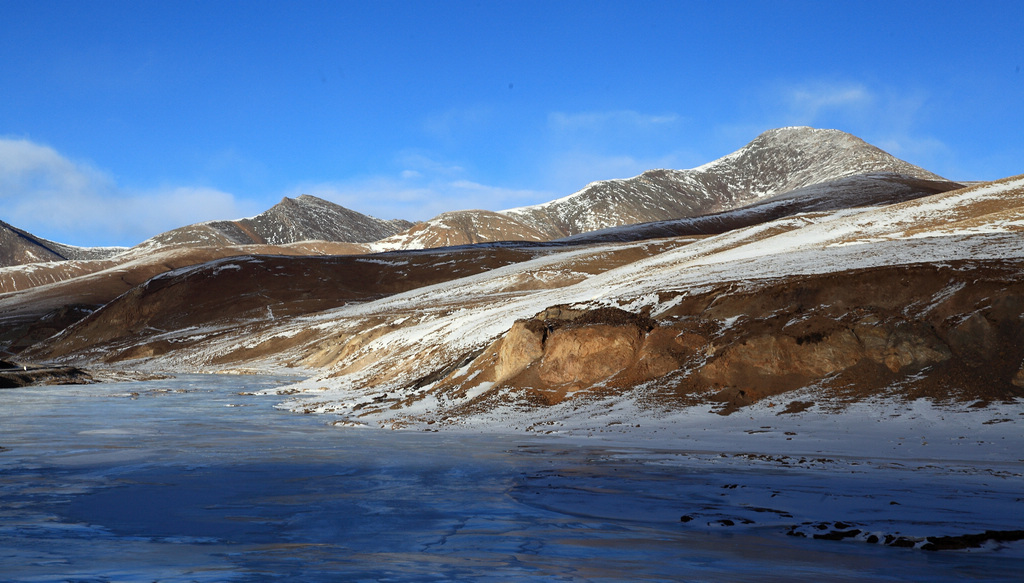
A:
2 0 1022 247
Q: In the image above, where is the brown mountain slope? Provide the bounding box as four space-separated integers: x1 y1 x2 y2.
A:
0 242 367 356
0 195 410 271
371 210 549 250
13 175 1024 424
558 173 959 244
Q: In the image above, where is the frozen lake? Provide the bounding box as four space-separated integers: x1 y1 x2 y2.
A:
1 375 1021 582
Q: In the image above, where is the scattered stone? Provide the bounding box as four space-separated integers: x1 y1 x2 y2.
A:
814 529 862 541
921 529 1024 551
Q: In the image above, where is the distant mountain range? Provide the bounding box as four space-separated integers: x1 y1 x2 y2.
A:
3 126 1020 429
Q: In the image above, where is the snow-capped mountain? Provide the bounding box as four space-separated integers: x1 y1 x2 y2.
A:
373 127 955 250
503 126 947 238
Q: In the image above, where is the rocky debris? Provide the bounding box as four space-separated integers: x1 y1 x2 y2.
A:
920 529 1024 551
0 360 92 388
785 521 1024 551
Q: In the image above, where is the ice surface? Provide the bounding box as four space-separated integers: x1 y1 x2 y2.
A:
1 376 1021 582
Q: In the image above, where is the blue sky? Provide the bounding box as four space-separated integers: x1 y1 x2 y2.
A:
2 1 1022 247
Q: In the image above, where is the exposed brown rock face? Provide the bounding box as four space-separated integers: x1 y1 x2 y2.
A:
494 321 545 383
431 260 1024 414
436 307 678 406
1013 364 1024 388
538 324 645 386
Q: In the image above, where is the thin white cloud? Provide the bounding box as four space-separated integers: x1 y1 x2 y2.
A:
538 149 703 196
0 138 114 198
287 156 554 222
421 106 494 140
783 82 873 123
289 177 553 222
753 80 957 178
395 150 466 178
548 110 680 132
0 137 256 247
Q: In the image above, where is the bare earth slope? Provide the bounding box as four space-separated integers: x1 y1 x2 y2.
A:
0 241 369 356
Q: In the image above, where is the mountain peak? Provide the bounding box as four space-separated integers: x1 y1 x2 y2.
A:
699 126 943 183
502 126 951 239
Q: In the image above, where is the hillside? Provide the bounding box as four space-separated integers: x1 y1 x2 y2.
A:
5 127 1022 432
